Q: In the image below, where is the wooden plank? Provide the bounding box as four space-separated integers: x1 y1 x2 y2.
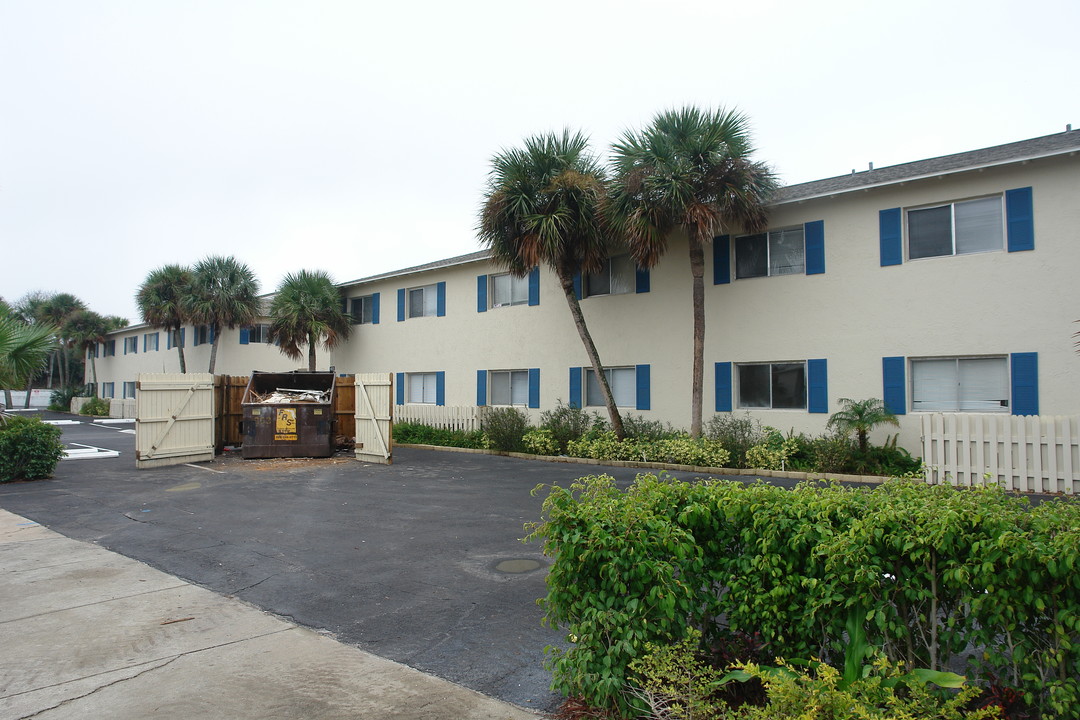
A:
136 373 216 470
355 373 392 464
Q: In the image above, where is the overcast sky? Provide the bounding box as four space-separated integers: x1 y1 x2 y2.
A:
2 0 1076 323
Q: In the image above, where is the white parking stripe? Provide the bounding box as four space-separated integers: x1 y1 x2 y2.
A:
62 443 121 460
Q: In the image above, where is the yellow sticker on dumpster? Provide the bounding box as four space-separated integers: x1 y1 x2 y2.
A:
274 408 297 441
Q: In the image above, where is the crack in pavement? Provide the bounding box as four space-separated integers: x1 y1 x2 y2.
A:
14 656 181 719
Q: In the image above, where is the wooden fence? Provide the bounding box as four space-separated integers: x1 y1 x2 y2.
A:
921 413 1079 494
395 404 486 431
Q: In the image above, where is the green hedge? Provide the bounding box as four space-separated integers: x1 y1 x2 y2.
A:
528 474 1080 718
393 421 486 449
0 416 65 482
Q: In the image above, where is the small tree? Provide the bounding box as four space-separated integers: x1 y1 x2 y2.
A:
267 270 351 371
826 397 900 454
137 265 192 373
185 256 260 374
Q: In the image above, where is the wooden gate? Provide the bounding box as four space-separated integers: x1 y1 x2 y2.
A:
135 373 216 469
354 373 392 464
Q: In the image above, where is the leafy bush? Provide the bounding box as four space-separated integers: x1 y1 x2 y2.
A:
705 413 769 467
48 386 83 412
523 428 560 456
79 397 111 416
743 427 799 471
539 401 605 452
621 414 674 441
0 416 65 482
529 474 1080 717
565 432 731 468
482 406 530 452
393 422 486 449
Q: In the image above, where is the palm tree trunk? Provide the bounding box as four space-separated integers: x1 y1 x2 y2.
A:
688 234 706 438
23 375 33 408
175 327 187 373
558 270 625 439
48 351 55 388
308 333 317 371
3 390 12 409
57 345 67 388
208 326 220 374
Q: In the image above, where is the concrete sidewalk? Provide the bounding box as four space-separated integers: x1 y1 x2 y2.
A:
0 510 538 719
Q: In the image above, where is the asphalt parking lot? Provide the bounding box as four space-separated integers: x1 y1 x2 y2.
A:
0 412 721 714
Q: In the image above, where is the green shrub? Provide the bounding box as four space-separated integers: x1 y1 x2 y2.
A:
565 432 731 468
79 397 111 416
48 386 83 412
744 427 799 471
0 416 65 482
705 413 768 467
393 422 486 449
621 414 674 441
482 406 530 452
523 428 560 456
540 401 604 452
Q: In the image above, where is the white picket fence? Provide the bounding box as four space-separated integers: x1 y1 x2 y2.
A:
395 404 487 431
921 413 1079 494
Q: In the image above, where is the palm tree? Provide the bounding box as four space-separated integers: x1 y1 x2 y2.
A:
0 313 56 403
479 129 626 438
35 292 87 389
137 264 193 373
185 256 260 374
267 270 351 371
826 398 900 454
609 106 776 437
64 310 113 394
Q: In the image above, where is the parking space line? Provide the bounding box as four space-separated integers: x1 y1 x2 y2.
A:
63 443 121 460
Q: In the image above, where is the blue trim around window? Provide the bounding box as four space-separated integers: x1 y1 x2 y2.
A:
1010 352 1038 415
713 235 731 284
239 327 249 344
569 366 582 409
879 208 903 266
371 293 380 324
528 368 540 408
715 362 732 412
1005 187 1034 252
804 221 825 275
395 372 405 405
436 282 446 317
476 370 487 406
435 371 445 405
477 275 487 313
397 289 406 322
635 364 650 411
528 267 540 306
635 266 650 294
807 358 828 413
882 356 906 415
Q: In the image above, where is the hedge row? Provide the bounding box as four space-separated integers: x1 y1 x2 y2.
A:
528 475 1080 718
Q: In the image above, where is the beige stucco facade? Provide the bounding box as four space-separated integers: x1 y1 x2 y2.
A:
90 132 1080 455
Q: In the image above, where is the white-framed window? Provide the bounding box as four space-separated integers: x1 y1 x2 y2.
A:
907 196 1003 259
735 227 805 279
490 370 529 406
585 367 636 408
101 382 115 398
123 336 138 354
194 325 211 345
585 255 635 297
407 372 439 404
737 362 807 409
490 274 529 308
246 324 272 343
122 381 136 399
911 356 1008 412
103 340 116 357
168 329 184 349
144 333 159 352
351 295 376 324
408 285 439 318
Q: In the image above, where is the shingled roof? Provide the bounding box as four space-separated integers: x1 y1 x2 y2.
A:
772 128 1080 205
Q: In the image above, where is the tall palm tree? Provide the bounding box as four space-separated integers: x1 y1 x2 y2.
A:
267 270 351 371
64 310 113 394
827 398 900 454
609 106 776 437
479 129 626 438
137 264 193 373
0 313 56 403
185 256 260 374
36 292 87 389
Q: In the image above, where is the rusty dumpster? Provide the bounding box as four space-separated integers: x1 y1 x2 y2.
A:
241 371 336 458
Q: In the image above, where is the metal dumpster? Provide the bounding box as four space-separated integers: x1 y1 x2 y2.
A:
241 371 336 458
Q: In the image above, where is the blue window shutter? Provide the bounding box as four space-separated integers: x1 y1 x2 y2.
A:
142 335 147 352
807 358 828 413
569 367 582 409
372 292 380 324
528 368 540 409
477 275 488 313
635 266 650 293
340 296 348 314
713 235 731 284
528 267 540 306
395 373 405 405
166 333 172 350
1005 187 1034 252
572 273 582 300
397 288 406 322
804 220 825 275
436 282 446 317
882 357 906 415
1010 352 1038 415
239 327 249 345
192 330 199 347
635 364 650 411
435 371 445 406
715 362 732 412
179 328 184 348
879 208 903 266
209 326 215 344
476 370 487 406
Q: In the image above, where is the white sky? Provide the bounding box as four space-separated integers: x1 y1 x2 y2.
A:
2 0 1077 322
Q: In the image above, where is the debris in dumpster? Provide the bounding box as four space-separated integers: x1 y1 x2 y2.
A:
247 388 331 404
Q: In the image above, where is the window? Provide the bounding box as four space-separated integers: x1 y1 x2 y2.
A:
735 227 804 279
407 372 439 404
102 340 116 357
194 325 212 345
144 333 159 352
911 357 1008 412
123 336 138 354
737 362 806 409
490 274 529 308
123 381 136 399
585 255 635 297
490 370 529 406
351 295 378 324
102 382 115 398
242 324 272 344
408 285 438 318
167 329 184 349
585 367 637 408
908 196 1003 259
